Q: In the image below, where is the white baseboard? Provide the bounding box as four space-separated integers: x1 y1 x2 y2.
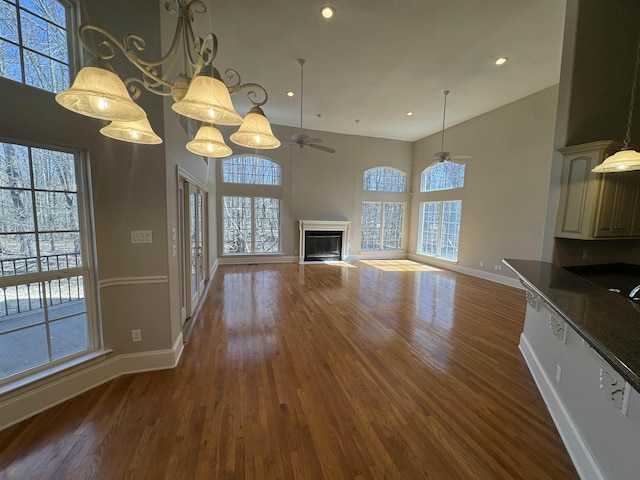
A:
209 258 219 278
347 251 408 261
0 333 184 431
407 253 521 289
519 334 605 480
218 255 298 265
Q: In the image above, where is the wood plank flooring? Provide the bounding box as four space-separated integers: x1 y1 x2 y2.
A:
0 260 578 479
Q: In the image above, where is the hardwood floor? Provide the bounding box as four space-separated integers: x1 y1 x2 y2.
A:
0 260 578 479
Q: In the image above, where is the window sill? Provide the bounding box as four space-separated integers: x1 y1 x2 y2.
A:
0 349 112 397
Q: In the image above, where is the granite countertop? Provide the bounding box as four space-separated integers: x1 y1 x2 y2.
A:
503 258 640 392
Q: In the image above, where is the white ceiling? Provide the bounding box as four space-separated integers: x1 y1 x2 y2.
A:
196 0 567 142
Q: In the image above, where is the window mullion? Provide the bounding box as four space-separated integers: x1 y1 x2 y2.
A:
436 202 443 257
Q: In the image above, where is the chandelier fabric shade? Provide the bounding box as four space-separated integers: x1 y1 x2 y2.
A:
591 149 640 173
55 66 146 122
230 106 281 149
100 117 162 145
171 75 244 126
186 125 233 158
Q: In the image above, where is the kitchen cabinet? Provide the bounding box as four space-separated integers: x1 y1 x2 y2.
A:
555 140 640 239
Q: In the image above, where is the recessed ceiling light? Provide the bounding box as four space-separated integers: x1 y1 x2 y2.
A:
406 111 414 116
286 91 294 97
495 56 508 65
321 6 335 19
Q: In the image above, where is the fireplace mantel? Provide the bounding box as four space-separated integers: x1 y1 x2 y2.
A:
299 219 350 263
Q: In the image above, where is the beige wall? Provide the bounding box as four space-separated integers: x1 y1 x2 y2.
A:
214 125 413 261
409 86 559 277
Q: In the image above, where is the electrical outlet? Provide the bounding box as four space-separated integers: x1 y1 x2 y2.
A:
131 230 152 244
556 364 562 383
131 329 142 342
479 261 484 268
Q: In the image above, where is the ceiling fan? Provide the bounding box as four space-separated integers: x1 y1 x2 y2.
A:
431 90 471 165
289 58 335 154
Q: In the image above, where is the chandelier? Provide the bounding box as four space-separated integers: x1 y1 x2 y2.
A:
55 0 280 156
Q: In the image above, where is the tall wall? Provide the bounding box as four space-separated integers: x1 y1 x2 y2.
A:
215 125 414 261
409 87 559 280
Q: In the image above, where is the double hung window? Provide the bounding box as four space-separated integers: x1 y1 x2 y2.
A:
0 140 96 384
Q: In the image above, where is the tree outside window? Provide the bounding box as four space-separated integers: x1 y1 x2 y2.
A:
418 200 462 261
0 140 93 383
0 0 71 93
361 167 407 253
221 155 282 255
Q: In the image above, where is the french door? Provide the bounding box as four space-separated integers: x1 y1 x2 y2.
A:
183 182 207 321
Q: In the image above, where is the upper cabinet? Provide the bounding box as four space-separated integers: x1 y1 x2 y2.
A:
556 141 640 239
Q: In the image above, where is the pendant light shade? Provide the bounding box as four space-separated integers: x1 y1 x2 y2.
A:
592 149 640 173
172 76 243 126
230 106 281 149
100 117 162 145
186 125 233 158
55 66 146 122
592 29 640 173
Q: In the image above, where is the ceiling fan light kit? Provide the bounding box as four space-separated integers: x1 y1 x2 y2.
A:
55 0 280 156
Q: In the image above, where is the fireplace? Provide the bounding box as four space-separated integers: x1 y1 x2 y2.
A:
299 220 350 263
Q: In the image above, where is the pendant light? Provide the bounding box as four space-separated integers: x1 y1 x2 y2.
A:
186 125 233 158
55 66 146 122
100 117 162 145
230 106 281 149
593 30 640 173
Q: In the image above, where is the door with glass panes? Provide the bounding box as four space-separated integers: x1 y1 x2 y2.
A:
186 183 207 316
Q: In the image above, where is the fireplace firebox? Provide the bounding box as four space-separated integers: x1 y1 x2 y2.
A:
304 230 342 261
298 220 350 263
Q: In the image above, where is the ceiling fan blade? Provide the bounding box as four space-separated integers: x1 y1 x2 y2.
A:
308 143 335 153
292 133 309 143
451 154 472 160
305 137 323 144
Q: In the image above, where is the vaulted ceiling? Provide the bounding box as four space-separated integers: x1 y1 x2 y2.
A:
194 0 566 142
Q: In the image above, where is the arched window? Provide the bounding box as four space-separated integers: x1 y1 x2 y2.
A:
363 167 406 192
222 155 282 185
420 162 465 192
0 0 73 93
360 167 407 252
221 155 282 254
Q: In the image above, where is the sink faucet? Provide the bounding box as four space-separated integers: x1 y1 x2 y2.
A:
629 285 640 300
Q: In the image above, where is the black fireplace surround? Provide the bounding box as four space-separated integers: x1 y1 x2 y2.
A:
304 230 343 261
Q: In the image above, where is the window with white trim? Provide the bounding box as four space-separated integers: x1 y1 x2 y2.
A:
221 155 282 255
361 167 407 252
0 0 73 93
421 162 465 192
361 201 405 251
0 139 96 384
418 200 462 261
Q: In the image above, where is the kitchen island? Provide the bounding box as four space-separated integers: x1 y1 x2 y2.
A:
503 259 639 480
